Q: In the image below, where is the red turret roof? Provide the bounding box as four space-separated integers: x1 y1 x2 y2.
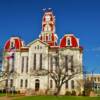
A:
60 34 79 48
4 37 24 50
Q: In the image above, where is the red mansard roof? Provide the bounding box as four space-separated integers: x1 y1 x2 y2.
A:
4 37 23 50
60 34 79 48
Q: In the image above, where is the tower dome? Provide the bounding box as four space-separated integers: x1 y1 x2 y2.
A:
60 34 79 48
4 37 24 51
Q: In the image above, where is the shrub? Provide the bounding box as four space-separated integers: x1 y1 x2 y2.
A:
17 90 20 94
71 90 76 96
78 92 82 96
65 91 71 96
0 90 2 93
82 88 93 96
2 89 6 93
85 89 91 96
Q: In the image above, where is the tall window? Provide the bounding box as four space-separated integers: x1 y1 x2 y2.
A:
20 79 23 88
55 56 58 71
66 81 68 88
10 79 13 87
33 54 36 70
6 60 10 72
26 57 28 73
40 54 42 70
65 56 68 71
98 77 100 82
21 57 24 73
37 45 39 49
44 35 46 41
50 56 53 71
55 56 58 67
71 80 74 89
25 79 28 88
5 79 8 87
50 80 53 88
70 56 74 72
67 38 71 46
48 34 51 41
12 53 15 72
94 77 96 81
11 42 14 48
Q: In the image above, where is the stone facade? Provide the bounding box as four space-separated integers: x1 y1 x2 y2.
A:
1 10 83 95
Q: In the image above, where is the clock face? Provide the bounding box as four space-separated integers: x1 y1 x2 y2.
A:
45 15 51 21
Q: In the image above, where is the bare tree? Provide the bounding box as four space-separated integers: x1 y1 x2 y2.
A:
48 52 82 95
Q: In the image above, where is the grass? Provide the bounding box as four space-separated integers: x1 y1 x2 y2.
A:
0 94 100 100
13 96 100 100
0 93 6 96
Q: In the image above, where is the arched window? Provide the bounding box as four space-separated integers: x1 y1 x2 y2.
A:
71 80 74 89
35 79 40 91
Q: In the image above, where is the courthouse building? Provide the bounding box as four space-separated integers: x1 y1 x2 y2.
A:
2 10 83 95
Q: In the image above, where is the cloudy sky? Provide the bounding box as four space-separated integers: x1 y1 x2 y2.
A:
0 0 100 73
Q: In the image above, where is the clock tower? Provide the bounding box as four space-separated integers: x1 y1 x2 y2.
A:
42 10 55 33
39 9 58 46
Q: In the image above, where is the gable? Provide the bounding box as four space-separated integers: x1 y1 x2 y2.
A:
27 39 49 52
27 39 49 47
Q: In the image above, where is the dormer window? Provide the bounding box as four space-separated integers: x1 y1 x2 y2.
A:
67 39 70 46
10 41 15 48
66 38 71 46
11 42 14 48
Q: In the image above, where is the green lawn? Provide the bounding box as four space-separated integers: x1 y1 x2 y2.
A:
0 94 100 100
0 93 6 97
13 96 100 100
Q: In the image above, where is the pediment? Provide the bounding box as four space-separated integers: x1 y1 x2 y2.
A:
27 39 49 47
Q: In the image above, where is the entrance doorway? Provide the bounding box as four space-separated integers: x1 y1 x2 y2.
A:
35 79 40 91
